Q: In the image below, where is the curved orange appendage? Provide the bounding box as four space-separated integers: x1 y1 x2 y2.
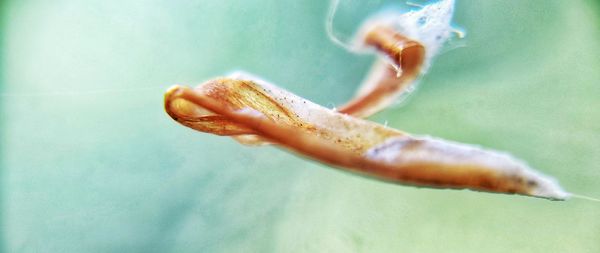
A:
164 81 568 200
339 26 425 118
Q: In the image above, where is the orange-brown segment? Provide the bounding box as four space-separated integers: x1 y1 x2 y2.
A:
164 84 566 199
339 25 425 118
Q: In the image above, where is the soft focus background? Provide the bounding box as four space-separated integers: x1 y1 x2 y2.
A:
2 0 599 252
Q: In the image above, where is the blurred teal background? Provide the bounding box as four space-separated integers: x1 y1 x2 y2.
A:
2 0 600 252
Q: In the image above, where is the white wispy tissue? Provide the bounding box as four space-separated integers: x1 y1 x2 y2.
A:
355 0 458 68
326 0 459 70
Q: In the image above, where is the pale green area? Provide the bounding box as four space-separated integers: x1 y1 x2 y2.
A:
1 0 599 252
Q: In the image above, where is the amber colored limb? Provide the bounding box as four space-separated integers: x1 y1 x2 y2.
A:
164 24 424 137
165 77 406 149
338 25 425 118
164 81 569 200
164 93 257 136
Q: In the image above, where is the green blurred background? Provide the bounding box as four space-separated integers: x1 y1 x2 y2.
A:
1 0 599 252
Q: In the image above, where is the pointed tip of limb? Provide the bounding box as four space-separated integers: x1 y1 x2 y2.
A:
526 174 571 201
364 135 571 201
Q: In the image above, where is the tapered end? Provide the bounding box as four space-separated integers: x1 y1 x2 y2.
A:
365 136 570 200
